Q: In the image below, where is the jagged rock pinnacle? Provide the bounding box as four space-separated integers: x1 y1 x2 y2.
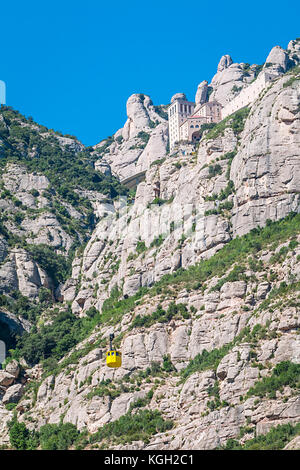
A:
217 54 233 72
195 80 208 106
170 93 187 103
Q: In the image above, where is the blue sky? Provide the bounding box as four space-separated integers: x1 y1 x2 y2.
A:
1 0 299 146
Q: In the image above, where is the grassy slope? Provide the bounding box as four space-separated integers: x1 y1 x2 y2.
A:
9 211 300 372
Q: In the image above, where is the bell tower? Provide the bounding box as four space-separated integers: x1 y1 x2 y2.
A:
168 93 195 150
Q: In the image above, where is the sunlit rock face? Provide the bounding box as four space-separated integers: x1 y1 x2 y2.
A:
1 38 300 451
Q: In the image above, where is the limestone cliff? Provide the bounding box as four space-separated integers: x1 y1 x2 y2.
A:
65 68 300 314
94 94 169 181
0 38 300 451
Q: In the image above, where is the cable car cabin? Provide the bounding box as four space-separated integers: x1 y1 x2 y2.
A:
106 350 122 368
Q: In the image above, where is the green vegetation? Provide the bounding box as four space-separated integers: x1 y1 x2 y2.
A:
208 163 222 178
126 358 176 385
199 122 217 136
269 240 298 265
93 136 114 155
7 213 300 375
38 422 80 450
205 178 235 205
148 197 168 207
180 328 300 386
246 361 300 399
0 106 128 201
207 382 227 411
252 64 264 80
145 212 300 294
0 237 82 291
210 264 246 292
8 416 39 450
150 233 165 248
8 416 81 450
283 65 300 88
204 199 234 217
12 307 101 367
180 327 249 382
221 422 300 450
204 107 250 140
219 180 235 200
181 347 228 379
27 244 71 288
91 285 156 329
89 409 173 446
86 368 173 402
232 85 242 93
131 301 190 329
162 354 176 372
0 106 129 292
86 379 123 400
154 105 168 120
150 157 166 167
137 131 151 147
257 279 300 313
136 240 147 254
8 411 299 451
0 291 41 323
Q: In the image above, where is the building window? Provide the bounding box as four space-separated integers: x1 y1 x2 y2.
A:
190 125 194 128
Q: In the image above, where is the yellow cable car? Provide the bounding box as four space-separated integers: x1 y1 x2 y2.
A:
106 350 122 368
106 333 122 368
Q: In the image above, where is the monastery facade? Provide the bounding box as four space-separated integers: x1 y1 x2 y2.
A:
168 71 276 149
168 94 221 149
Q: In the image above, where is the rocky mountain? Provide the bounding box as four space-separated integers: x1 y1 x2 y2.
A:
94 94 169 181
0 107 128 341
0 37 300 451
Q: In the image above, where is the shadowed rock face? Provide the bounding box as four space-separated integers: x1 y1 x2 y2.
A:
0 310 31 333
0 311 29 350
0 321 14 352
0 237 7 262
